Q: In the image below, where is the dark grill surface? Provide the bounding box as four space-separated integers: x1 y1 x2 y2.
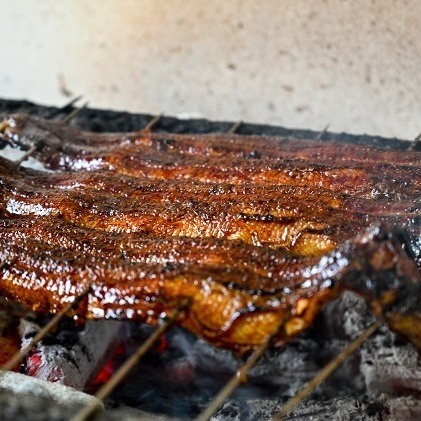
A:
0 98 417 149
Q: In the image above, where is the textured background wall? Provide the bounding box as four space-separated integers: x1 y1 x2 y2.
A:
1 0 420 138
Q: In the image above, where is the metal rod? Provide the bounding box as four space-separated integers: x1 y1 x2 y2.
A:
408 132 421 151
314 124 329 142
71 298 191 421
61 95 83 109
141 114 163 132
11 98 87 167
13 144 38 168
47 95 83 119
1 284 91 372
61 101 89 124
272 319 381 420
195 334 272 421
226 121 242 134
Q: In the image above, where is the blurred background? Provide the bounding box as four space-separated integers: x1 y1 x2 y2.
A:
1 0 420 138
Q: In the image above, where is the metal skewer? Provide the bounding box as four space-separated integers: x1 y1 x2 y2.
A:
6 97 88 170
1 284 91 372
408 132 421 151
71 298 191 421
47 95 83 119
60 101 89 124
226 120 242 134
314 124 329 142
141 114 163 132
13 144 39 169
195 332 273 421
272 320 381 420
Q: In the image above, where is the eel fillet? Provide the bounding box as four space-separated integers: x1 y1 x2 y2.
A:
0 217 419 353
0 114 420 352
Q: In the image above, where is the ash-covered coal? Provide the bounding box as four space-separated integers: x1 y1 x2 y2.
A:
323 292 421 399
0 371 103 421
0 388 79 421
97 292 421 420
215 395 421 421
19 317 122 389
2 278 419 420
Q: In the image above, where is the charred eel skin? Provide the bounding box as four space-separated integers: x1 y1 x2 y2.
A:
0 114 420 352
1 114 421 200
0 218 419 354
2 113 420 166
0 156 419 256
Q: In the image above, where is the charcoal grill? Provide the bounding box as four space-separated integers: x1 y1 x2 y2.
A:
0 98 421 421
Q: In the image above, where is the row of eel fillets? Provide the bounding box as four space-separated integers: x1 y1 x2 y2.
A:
0 113 420 353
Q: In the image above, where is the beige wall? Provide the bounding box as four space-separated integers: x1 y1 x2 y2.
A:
1 0 420 138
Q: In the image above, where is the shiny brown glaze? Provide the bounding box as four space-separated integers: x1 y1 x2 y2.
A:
0 157 355 255
0 218 341 352
0 115 420 352
1 114 421 200
92 149 421 200
0 219 419 353
2 217 420 271
0 157 419 256
0 217 340 285
3 114 421 166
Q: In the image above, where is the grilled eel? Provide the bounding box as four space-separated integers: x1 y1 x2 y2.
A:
0 115 420 352
2 113 420 166
1 114 421 200
2 216 419 281
0 217 420 353
0 156 419 256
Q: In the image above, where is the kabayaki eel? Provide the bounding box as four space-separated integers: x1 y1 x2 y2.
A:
1 114 421 200
0 157 419 256
0 115 420 353
0 217 419 353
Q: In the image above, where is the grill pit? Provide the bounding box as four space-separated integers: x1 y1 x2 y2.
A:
0 99 420 420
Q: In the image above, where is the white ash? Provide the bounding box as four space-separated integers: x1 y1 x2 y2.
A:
214 395 421 421
19 319 122 390
0 371 102 412
323 291 421 398
361 334 421 397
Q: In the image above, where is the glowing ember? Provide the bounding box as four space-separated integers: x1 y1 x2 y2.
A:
0 298 30 368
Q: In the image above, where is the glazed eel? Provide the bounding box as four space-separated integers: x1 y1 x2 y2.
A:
0 115 420 352
0 156 419 256
0 216 419 353
1 114 421 200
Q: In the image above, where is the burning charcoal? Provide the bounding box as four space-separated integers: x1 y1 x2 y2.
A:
0 298 32 365
19 319 122 390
